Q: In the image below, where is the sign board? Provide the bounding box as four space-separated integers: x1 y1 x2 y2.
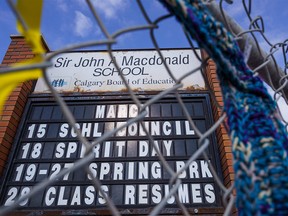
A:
34 49 205 93
0 95 222 213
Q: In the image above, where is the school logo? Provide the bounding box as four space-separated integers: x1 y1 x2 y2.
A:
51 78 68 88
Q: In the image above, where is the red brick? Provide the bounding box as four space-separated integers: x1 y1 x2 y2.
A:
1 127 15 138
217 127 229 139
1 116 10 121
0 145 10 155
210 73 218 79
208 66 217 71
224 174 235 187
3 100 17 106
0 138 12 149
0 133 13 143
21 51 33 55
7 122 17 132
14 101 25 112
214 92 223 97
219 142 232 152
222 159 233 167
0 35 49 179
16 40 29 45
215 99 224 106
223 140 232 147
3 56 11 60
11 55 27 59
223 165 234 177
213 86 222 92
6 115 18 128
7 44 21 49
6 48 14 52
8 51 21 55
0 121 9 127
11 37 24 42
9 105 23 117
4 105 15 111
0 158 6 168
1 110 13 116
202 51 235 191
0 151 8 161
221 153 233 164
23 82 33 91
2 59 17 64
19 48 32 52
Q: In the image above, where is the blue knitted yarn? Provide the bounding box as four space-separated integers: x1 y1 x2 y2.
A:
159 0 288 215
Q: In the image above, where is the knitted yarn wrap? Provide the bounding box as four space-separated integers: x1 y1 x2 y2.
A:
159 0 288 215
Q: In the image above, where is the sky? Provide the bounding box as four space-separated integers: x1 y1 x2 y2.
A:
0 0 189 59
1 0 287 63
0 1 286 61
0 0 287 120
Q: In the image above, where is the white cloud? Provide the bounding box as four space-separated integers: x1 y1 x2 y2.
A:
74 11 93 37
75 0 89 10
56 0 68 12
91 0 127 19
151 0 164 10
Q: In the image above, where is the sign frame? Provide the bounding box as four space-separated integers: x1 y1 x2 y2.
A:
0 92 224 215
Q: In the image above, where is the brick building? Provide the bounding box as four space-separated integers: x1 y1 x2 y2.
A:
0 35 234 215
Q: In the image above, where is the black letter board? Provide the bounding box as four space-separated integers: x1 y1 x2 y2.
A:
0 94 223 214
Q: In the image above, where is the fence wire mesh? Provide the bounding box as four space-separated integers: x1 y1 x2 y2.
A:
0 0 287 215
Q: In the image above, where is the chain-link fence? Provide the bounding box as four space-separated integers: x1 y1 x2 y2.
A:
0 0 287 215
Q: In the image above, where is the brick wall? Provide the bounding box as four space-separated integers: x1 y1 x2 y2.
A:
202 51 235 210
0 35 49 176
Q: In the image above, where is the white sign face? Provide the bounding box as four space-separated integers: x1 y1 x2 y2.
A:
34 49 205 93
